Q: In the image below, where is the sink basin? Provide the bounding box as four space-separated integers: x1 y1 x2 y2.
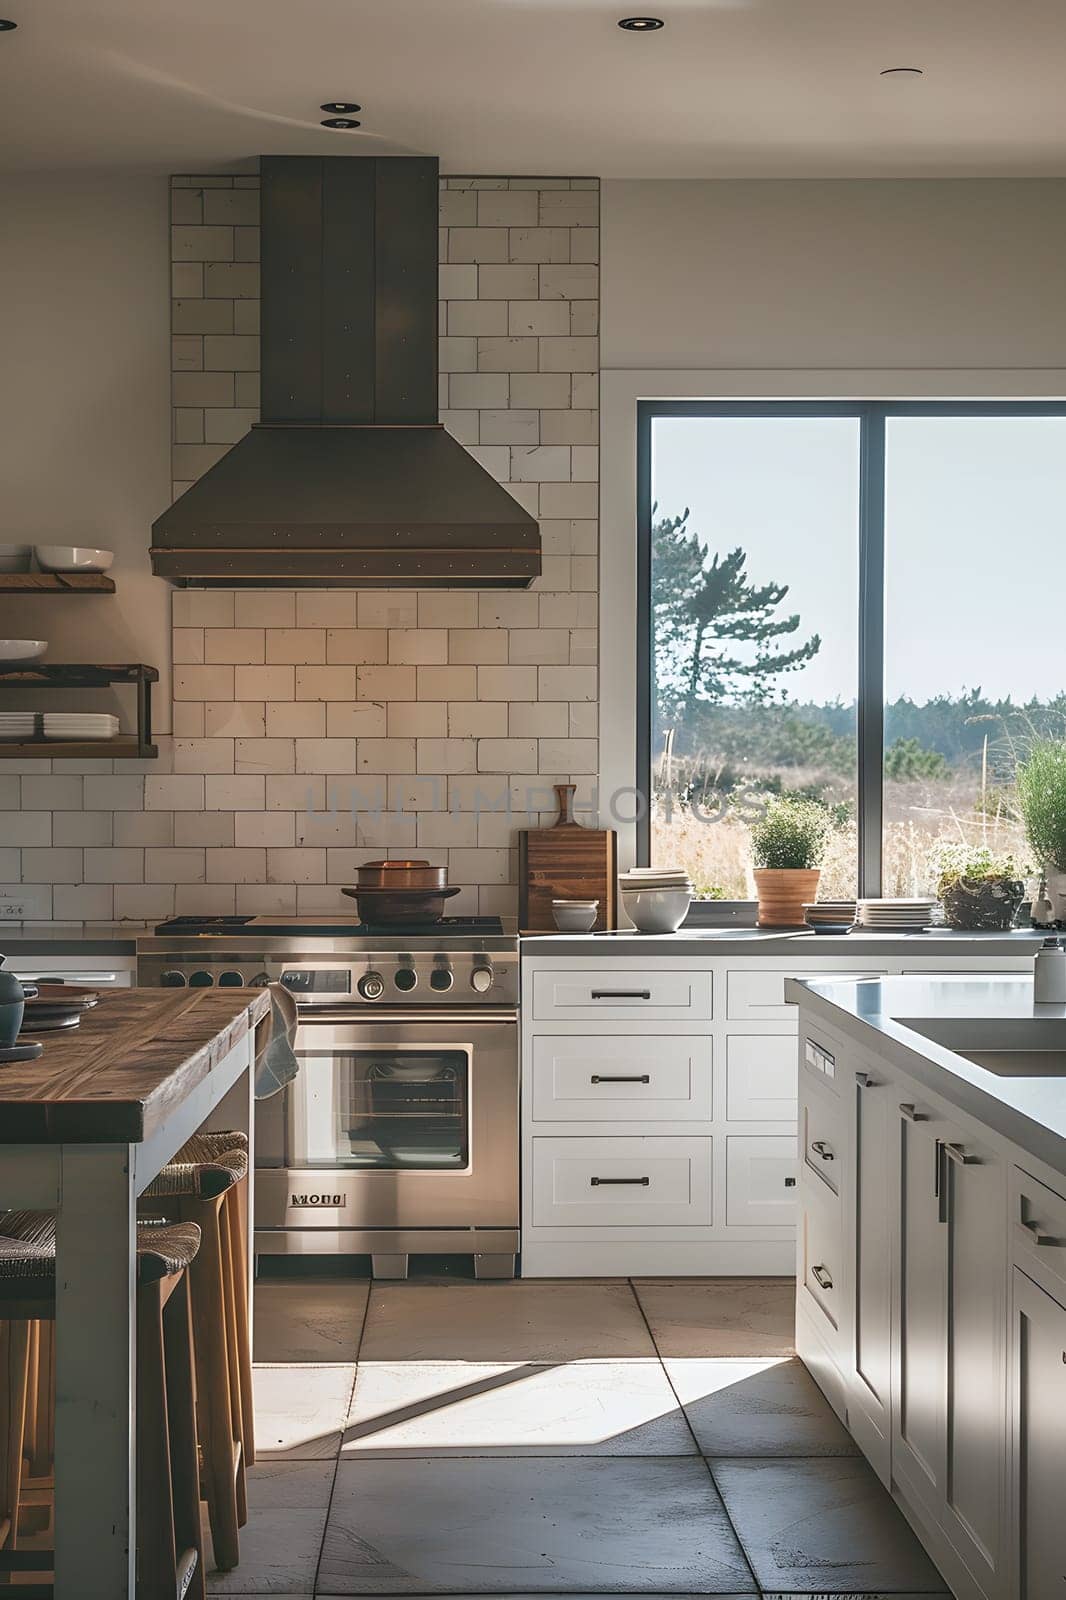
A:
900 1017 1066 1076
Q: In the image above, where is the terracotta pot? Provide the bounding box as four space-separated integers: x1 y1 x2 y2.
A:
753 867 822 928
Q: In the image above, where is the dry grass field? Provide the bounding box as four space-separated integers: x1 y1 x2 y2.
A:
652 767 1028 900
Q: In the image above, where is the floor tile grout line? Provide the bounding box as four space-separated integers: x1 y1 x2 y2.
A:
311 1286 373 1600
627 1278 763 1600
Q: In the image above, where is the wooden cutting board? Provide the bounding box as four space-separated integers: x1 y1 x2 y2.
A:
518 784 618 932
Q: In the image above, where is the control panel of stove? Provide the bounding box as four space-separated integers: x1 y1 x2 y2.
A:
140 948 516 1007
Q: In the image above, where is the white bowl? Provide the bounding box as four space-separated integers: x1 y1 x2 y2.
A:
34 546 114 573
621 886 691 934
552 904 599 932
0 640 46 665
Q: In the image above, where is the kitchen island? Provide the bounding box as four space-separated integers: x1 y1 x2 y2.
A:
0 984 270 1600
787 973 1066 1600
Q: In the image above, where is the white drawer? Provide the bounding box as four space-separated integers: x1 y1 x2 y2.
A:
1013 1166 1066 1298
725 1034 797 1121
531 968 712 1022
802 1074 844 1197
725 1134 797 1227
530 1035 712 1122
727 967 880 1021
531 1136 712 1227
801 1184 843 1331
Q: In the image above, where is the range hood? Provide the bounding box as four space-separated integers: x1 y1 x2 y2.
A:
151 155 541 588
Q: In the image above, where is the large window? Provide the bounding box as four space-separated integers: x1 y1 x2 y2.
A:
639 402 1066 900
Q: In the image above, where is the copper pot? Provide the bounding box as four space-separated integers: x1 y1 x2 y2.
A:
353 859 449 893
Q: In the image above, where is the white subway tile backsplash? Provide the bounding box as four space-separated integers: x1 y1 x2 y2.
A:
16 173 599 923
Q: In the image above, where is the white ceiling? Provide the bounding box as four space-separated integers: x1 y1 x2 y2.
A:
3 0 1066 178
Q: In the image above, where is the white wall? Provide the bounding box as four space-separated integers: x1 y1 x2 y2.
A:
601 178 1066 371
0 174 172 715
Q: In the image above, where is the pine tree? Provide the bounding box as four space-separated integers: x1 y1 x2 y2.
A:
651 507 821 731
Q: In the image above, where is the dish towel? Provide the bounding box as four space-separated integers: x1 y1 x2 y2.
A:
254 981 300 1100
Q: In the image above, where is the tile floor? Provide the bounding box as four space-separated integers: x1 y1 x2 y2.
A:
211 1275 950 1599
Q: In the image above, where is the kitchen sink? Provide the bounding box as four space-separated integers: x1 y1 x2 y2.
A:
900 1016 1066 1076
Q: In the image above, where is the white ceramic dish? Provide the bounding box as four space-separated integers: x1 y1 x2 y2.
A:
621 886 691 934
34 546 114 573
552 903 599 932
0 640 46 665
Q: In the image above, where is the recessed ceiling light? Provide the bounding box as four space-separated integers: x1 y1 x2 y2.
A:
879 65 923 76
320 101 361 114
321 117 361 130
0 19 18 30
618 16 664 31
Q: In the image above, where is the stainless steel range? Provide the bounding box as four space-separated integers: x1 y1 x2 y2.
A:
137 915 519 1278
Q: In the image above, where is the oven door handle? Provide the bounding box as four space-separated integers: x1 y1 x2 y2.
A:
294 1008 518 1027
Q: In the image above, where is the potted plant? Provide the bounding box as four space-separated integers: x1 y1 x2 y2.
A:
932 843 1027 931
1017 739 1066 918
749 795 832 927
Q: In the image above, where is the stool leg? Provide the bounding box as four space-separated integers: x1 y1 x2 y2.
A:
225 1182 255 1467
32 1322 53 1480
163 1273 205 1600
218 1205 247 1527
136 1280 177 1599
0 1321 30 1550
184 1198 241 1571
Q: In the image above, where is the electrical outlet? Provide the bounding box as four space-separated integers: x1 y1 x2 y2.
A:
0 899 27 919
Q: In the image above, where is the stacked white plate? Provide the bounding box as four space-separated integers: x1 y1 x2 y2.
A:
0 711 38 741
858 897 937 930
42 712 120 741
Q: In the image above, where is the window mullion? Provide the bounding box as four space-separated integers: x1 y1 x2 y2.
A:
858 407 886 897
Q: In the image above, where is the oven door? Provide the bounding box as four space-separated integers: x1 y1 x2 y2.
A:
257 1011 518 1229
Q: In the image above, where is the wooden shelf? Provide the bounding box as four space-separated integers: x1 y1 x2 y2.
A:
0 736 157 760
0 573 115 594
0 663 158 687
0 663 158 758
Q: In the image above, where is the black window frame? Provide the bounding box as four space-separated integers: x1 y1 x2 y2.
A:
636 398 1066 903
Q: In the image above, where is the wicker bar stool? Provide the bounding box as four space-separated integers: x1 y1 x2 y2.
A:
141 1131 252 1572
0 1211 205 1600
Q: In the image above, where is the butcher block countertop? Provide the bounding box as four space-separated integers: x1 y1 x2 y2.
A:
0 986 270 1144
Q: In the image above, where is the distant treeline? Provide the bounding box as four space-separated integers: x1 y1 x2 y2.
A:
654 691 1066 781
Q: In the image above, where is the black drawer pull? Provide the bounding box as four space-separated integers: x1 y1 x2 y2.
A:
590 1176 651 1187
811 1264 833 1290
591 1074 651 1084
810 1140 835 1161
590 989 652 1000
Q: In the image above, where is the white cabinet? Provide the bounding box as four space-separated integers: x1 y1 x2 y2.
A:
531 1136 712 1228
725 1034 796 1121
725 1134 796 1227
530 967 712 1022
530 1034 712 1122
1011 1267 1066 1600
847 1059 895 1483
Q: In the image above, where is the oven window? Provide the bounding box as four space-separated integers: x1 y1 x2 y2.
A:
292 1047 470 1171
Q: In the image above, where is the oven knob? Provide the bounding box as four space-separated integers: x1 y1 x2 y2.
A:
394 967 417 992
160 970 187 988
189 970 214 988
471 967 494 993
429 966 454 993
218 970 245 987
358 971 385 1000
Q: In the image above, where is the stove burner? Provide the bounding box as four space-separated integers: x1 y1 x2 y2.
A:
153 914 505 938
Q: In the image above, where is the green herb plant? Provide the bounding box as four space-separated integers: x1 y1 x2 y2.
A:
749 795 832 871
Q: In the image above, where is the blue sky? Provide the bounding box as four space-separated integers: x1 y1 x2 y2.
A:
652 413 1066 705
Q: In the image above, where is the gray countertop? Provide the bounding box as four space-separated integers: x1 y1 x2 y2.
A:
0 922 142 955
522 928 1046 957
789 973 1066 1179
